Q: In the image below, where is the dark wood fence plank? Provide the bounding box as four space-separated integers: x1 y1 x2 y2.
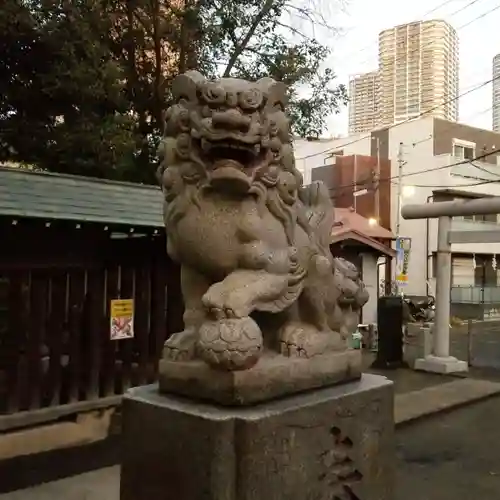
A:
0 273 9 413
118 265 135 392
102 265 119 396
45 271 69 407
134 263 151 386
26 270 48 410
85 267 105 400
67 269 86 403
149 260 168 383
3 271 30 413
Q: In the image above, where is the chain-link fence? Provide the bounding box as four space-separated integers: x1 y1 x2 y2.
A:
402 320 500 370
467 320 500 369
451 286 500 321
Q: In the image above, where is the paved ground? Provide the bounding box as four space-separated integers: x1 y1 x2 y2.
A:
394 378 500 424
396 395 500 500
0 469 119 500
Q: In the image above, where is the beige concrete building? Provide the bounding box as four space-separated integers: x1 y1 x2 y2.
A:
295 116 500 299
493 54 500 132
348 71 380 134
378 20 459 127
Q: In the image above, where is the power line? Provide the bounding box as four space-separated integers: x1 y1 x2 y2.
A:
298 2 500 162
459 0 500 28
411 104 495 147
324 148 500 196
297 74 500 162
346 0 482 71
330 172 500 200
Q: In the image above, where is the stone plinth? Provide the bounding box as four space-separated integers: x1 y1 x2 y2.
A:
120 374 394 500
159 349 362 406
414 355 468 374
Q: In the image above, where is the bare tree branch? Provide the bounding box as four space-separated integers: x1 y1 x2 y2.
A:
284 2 338 33
223 0 276 77
275 19 314 41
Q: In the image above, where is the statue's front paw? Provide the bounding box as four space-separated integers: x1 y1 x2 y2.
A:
202 284 251 319
278 322 344 358
163 329 198 361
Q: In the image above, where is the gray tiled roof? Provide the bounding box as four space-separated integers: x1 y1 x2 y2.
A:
0 167 164 227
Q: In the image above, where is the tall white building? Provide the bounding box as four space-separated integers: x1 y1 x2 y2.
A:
493 54 500 132
378 20 459 127
348 71 380 134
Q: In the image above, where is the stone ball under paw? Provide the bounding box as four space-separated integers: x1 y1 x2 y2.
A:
197 316 263 371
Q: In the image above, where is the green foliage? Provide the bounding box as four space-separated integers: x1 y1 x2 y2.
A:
0 0 347 182
0 0 140 180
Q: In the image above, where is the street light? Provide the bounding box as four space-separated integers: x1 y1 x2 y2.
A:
402 185 415 198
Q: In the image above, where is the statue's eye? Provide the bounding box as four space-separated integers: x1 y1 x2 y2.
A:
201 83 226 104
273 102 285 112
239 88 263 110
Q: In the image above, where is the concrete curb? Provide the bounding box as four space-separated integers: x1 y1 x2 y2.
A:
394 378 500 426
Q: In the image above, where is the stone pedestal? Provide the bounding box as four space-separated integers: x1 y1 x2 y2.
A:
120 374 394 500
159 350 362 406
414 355 468 374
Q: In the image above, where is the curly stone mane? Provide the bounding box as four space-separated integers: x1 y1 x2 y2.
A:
157 71 313 252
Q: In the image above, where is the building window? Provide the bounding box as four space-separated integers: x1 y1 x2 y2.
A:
453 140 475 160
461 213 498 223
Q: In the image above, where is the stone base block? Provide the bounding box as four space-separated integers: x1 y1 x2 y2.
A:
120 374 394 500
414 355 469 374
159 349 362 406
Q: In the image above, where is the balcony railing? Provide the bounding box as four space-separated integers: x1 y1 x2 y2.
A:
451 218 500 230
451 285 500 304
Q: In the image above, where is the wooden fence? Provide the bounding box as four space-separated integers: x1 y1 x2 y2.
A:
0 231 176 429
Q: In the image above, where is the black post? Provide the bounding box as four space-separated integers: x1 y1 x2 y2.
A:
371 295 407 369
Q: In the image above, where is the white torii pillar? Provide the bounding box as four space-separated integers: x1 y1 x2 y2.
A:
402 196 500 374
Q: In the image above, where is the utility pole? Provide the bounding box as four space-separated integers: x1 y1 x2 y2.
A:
374 137 380 221
395 142 404 237
393 142 404 296
353 154 358 212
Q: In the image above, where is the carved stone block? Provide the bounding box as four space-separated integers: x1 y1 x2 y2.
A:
120 374 394 500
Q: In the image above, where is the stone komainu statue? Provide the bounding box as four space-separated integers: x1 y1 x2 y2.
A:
157 71 369 371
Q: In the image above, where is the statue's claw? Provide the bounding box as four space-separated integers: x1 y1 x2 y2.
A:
163 329 198 361
206 305 239 320
278 322 344 358
202 284 252 319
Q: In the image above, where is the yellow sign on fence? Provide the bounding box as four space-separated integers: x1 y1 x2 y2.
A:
110 299 134 340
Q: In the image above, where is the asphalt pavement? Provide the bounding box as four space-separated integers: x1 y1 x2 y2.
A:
396 395 500 500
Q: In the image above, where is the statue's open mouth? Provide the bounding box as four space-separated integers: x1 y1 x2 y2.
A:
201 138 261 168
197 136 266 193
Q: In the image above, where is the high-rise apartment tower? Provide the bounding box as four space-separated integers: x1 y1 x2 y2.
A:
348 71 380 134
378 20 459 127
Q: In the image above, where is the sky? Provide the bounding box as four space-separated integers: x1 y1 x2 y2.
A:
313 0 500 137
